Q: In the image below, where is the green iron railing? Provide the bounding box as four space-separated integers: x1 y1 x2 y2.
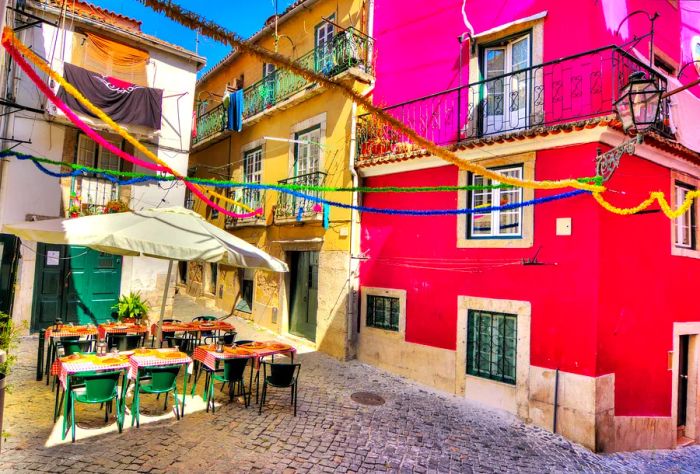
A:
224 188 266 228
193 27 373 145
193 103 227 145
275 171 326 219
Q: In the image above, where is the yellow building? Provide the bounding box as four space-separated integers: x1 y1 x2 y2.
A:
187 0 373 359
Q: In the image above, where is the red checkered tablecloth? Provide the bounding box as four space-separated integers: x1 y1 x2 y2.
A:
127 349 193 380
98 323 150 340
150 321 235 336
50 355 130 389
192 342 296 371
44 326 98 341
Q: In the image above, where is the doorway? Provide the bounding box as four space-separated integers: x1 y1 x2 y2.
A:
288 251 318 342
0 234 19 315
31 244 122 331
678 335 690 438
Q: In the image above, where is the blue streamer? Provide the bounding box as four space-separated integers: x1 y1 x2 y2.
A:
7 150 589 216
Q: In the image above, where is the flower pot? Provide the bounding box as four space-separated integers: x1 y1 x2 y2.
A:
0 349 6 453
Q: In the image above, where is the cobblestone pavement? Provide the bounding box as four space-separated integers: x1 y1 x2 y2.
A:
2 296 700 473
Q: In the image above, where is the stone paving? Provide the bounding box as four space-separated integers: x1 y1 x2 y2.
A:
2 296 700 473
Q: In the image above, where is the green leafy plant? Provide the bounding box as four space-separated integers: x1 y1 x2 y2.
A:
104 200 130 214
112 292 151 322
67 205 81 217
0 312 21 378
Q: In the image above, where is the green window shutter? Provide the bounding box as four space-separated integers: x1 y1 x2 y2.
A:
366 295 400 331
467 310 517 384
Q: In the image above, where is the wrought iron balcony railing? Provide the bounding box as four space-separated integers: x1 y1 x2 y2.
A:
357 45 671 161
274 171 326 220
193 27 373 145
193 103 227 145
70 175 120 216
224 188 266 228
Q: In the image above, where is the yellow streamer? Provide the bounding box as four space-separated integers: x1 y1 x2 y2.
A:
4 28 252 212
593 190 700 219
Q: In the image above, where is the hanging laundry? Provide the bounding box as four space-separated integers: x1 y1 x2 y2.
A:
224 89 244 132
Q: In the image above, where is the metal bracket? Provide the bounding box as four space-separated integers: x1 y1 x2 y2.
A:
595 134 644 182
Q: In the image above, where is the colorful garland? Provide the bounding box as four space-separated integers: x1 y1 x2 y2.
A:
1 28 258 218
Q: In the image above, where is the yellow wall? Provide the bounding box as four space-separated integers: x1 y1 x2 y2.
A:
188 0 370 359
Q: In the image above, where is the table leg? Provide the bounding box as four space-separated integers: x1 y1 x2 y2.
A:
61 375 70 440
181 364 188 419
45 339 54 386
190 361 201 396
37 330 45 381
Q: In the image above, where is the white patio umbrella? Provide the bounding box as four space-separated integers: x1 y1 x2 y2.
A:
3 206 287 343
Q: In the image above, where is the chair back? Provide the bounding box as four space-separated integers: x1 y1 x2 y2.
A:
222 357 248 381
222 331 237 345
81 371 121 402
234 340 254 346
63 339 94 355
144 365 181 391
193 315 217 322
165 335 198 354
163 319 181 324
110 334 143 351
263 360 300 387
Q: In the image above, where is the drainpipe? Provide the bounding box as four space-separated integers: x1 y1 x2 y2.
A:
346 0 375 359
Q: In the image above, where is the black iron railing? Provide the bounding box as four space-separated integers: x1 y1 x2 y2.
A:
224 188 266 228
275 171 326 219
357 45 671 160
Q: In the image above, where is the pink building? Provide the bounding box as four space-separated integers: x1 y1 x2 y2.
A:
355 0 700 452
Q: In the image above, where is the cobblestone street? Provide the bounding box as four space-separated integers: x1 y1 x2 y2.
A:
1 296 700 473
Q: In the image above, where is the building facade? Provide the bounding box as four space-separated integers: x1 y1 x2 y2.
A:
356 0 700 452
0 0 203 330
188 0 373 359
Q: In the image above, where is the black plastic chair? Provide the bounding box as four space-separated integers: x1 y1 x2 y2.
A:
205 357 250 412
152 319 182 347
108 334 144 351
164 334 198 354
258 358 301 416
203 331 237 345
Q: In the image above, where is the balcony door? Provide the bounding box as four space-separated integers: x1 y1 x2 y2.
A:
315 17 335 74
482 35 531 136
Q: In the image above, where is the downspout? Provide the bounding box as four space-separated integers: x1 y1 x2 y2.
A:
346 0 375 359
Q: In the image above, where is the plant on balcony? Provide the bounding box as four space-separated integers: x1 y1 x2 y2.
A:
104 200 130 214
68 205 81 218
112 292 151 324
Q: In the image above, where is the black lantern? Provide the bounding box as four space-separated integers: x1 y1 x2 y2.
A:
614 71 663 132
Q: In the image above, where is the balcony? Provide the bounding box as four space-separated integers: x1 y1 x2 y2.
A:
67 175 121 216
357 46 671 161
192 27 373 146
274 171 326 222
224 188 267 229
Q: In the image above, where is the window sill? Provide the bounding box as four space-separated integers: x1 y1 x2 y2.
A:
465 373 517 389
671 246 700 259
457 236 533 249
361 325 404 340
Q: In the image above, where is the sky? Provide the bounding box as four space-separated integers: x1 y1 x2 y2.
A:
89 0 297 75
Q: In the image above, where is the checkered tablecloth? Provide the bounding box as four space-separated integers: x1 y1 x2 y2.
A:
127 349 193 380
98 323 150 340
192 342 296 371
150 321 235 337
44 326 98 341
50 356 130 389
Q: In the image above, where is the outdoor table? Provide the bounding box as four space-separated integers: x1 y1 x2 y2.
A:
150 320 235 347
50 353 130 440
127 348 193 420
41 325 99 385
191 341 296 401
98 322 150 340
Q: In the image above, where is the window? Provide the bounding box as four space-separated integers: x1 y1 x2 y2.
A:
76 134 123 171
315 17 335 74
482 34 531 135
675 182 695 249
184 187 194 210
235 268 254 313
366 294 400 331
243 147 263 208
469 166 523 238
294 126 322 176
467 310 517 384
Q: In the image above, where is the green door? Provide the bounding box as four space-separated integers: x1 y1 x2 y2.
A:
32 244 122 331
289 251 318 342
0 234 19 315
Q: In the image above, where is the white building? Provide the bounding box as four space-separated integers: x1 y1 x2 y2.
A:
0 0 204 332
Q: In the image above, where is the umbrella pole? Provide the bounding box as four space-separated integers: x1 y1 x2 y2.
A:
156 260 174 347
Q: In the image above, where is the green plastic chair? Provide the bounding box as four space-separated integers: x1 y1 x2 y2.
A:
63 339 94 355
131 365 182 427
69 371 123 442
206 357 249 413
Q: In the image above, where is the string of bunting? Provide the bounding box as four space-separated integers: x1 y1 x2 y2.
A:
1 150 603 192
9 148 589 216
0 28 257 218
136 0 700 221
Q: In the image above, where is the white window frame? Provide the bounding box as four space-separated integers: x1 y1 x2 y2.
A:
675 182 695 249
469 166 524 239
360 287 407 339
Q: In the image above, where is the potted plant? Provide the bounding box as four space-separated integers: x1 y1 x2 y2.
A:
104 200 130 214
0 312 21 452
112 292 151 325
68 205 81 218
